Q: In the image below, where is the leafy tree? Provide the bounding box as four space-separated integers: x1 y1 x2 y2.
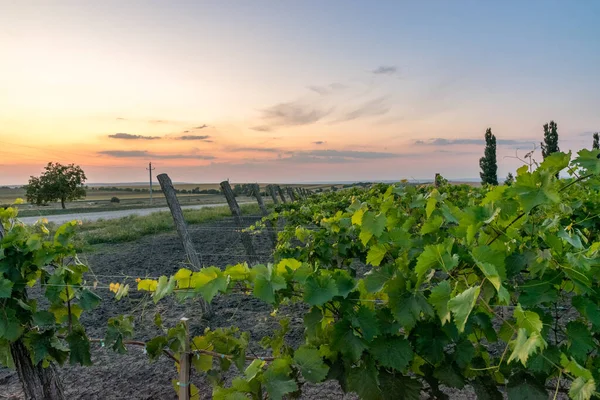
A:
25 163 87 209
541 120 560 158
593 132 599 150
479 128 498 185
504 172 514 186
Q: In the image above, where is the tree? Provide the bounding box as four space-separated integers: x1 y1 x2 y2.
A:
479 128 498 185
504 172 514 186
593 132 599 150
25 162 87 209
541 120 560 159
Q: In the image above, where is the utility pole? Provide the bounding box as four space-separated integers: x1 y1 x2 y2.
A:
147 162 155 204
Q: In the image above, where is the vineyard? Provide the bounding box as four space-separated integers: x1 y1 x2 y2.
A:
2 149 600 399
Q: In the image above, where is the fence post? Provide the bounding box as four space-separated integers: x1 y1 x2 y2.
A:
276 185 287 203
252 184 277 246
178 317 191 400
286 187 297 202
268 185 279 205
157 174 211 315
220 180 257 260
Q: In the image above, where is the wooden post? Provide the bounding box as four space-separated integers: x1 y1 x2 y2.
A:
157 174 211 315
252 184 268 215
178 318 191 400
287 187 298 202
252 184 277 246
276 185 287 203
268 185 279 205
220 180 257 259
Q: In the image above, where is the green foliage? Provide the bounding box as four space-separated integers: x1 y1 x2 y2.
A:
25 162 87 208
92 150 600 399
1 207 99 379
480 127 498 185
541 120 560 159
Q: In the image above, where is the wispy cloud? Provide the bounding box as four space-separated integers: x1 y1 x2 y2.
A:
260 101 332 127
336 97 391 122
372 65 398 75
176 135 212 141
192 124 208 130
313 141 325 145
98 150 215 160
299 149 401 159
108 133 161 140
414 138 536 146
116 117 126 121
307 83 347 95
230 147 280 153
250 125 273 132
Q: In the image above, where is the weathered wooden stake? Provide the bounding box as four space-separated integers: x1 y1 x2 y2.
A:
287 187 298 202
220 180 257 259
157 173 211 315
276 185 287 203
268 185 279 205
178 318 191 400
252 184 277 246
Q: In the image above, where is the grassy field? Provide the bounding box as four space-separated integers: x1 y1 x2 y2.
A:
1 182 334 217
70 203 263 248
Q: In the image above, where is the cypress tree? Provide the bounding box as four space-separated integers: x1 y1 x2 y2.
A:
479 128 498 185
593 132 599 150
541 120 559 158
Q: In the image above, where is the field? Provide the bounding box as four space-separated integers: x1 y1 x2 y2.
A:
3 152 599 400
0 183 337 218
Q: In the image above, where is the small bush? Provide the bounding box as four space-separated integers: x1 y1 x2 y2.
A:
110 197 120 203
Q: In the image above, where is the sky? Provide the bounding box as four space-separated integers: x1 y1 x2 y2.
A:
1 0 599 184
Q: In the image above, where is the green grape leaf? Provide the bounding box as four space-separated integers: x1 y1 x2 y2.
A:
513 304 542 334
433 364 465 389
366 243 387 266
360 211 387 245
0 277 13 298
262 358 298 400
347 358 382 400
428 281 452 325
379 372 422 400
66 328 92 366
448 286 480 332
506 373 547 400
78 289 101 311
387 279 433 332
420 215 444 235
568 377 596 400
331 320 368 362
253 264 286 304
573 149 600 174
507 328 546 366
153 276 176 303
145 336 168 361
539 151 570 175
293 346 329 383
192 267 228 303
0 308 23 341
32 311 56 328
304 274 338 306
426 196 437 218
566 321 595 363
351 305 380 342
471 376 503 400
244 358 265 380
415 241 458 284
370 336 413 372
571 296 600 331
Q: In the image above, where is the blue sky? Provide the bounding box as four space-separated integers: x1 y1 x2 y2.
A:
1 0 599 183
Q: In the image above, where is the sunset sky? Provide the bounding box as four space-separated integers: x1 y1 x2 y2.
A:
1 1 599 184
